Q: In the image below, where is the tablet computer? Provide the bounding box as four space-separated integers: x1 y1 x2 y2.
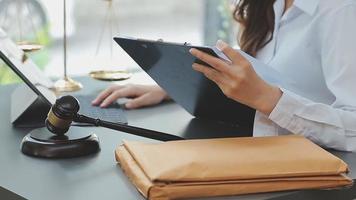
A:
0 30 127 126
114 37 255 129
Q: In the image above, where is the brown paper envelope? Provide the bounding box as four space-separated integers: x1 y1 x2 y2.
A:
115 135 353 200
116 145 352 200
122 135 348 182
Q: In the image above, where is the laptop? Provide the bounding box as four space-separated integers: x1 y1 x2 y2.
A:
0 30 127 127
114 37 256 130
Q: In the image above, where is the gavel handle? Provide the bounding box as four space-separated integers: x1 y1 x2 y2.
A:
74 114 184 141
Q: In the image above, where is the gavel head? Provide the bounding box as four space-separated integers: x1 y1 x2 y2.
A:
45 96 80 135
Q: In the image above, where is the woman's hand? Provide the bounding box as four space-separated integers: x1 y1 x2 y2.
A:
92 84 169 109
190 40 282 115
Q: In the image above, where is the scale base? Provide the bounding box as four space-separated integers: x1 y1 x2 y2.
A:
21 127 100 158
54 76 83 92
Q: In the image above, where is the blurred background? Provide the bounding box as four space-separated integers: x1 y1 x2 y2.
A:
0 0 237 85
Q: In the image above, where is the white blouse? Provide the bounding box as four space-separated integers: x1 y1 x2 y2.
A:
252 0 356 151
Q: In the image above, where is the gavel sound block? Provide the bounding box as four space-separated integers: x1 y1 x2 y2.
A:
21 126 100 158
21 96 182 158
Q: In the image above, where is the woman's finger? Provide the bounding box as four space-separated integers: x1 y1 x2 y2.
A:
216 40 246 64
192 63 224 85
92 85 123 105
190 48 231 74
100 87 134 107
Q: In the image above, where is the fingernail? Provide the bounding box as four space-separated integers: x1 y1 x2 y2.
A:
100 103 106 108
189 48 195 54
216 40 227 50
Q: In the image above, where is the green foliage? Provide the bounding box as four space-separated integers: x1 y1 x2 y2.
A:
0 26 51 85
204 0 234 46
36 25 51 47
217 1 233 42
0 61 21 84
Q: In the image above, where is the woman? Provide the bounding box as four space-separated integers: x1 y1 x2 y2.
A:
92 0 356 151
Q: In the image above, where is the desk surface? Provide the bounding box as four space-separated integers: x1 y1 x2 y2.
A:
0 77 355 200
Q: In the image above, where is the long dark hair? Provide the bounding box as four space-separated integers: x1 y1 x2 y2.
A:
234 0 276 57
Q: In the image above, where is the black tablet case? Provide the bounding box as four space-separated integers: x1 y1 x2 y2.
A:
115 37 256 131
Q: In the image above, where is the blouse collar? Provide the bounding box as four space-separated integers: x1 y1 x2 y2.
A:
293 0 320 16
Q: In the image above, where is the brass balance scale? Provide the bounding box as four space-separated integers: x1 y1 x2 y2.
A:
89 0 131 82
1 0 130 92
56 0 132 92
0 0 81 91
0 0 44 53
56 0 131 91
53 0 82 92
54 0 132 91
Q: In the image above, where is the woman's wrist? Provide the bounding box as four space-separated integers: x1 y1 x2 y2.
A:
256 85 283 116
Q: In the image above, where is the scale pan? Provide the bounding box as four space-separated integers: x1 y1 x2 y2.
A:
17 41 43 52
89 70 131 81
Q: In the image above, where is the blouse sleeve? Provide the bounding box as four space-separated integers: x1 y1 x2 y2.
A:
268 4 356 151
